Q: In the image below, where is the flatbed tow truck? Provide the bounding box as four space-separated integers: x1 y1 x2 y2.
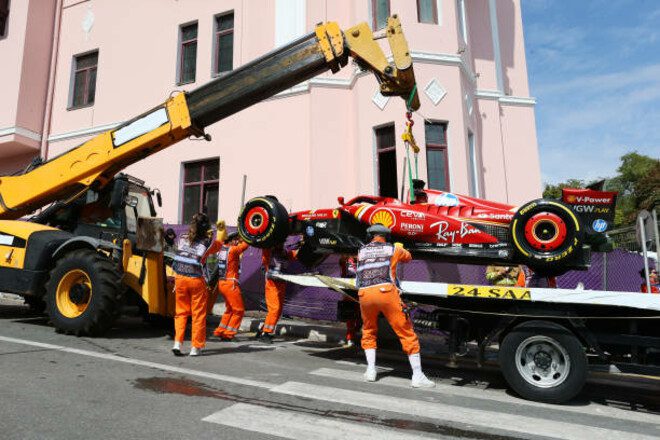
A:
274 273 660 403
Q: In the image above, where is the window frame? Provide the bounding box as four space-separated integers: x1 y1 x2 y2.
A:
374 123 398 198
177 21 198 85
425 121 450 191
370 0 391 30
0 0 9 38
68 50 99 110
181 159 220 224
213 11 234 76
416 0 439 25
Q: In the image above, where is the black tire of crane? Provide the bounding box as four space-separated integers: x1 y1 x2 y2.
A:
499 320 588 404
510 199 584 275
45 249 123 336
237 197 290 249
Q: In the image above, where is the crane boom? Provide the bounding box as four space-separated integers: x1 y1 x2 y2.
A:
0 17 419 220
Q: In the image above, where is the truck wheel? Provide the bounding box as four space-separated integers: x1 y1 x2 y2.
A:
499 320 587 403
238 197 289 248
45 249 123 336
510 199 583 273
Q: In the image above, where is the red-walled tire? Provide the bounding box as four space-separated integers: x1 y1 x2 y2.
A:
511 199 583 273
238 197 290 248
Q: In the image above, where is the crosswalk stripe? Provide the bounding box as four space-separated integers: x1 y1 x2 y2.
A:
310 367 658 425
270 381 658 440
202 403 434 439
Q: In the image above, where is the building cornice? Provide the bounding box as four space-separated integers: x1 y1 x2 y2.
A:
475 89 536 106
0 126 43 142
48 122 119 142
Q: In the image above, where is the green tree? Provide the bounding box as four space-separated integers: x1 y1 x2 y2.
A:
542 179 586 199
542 152 659 228
607 152 659 226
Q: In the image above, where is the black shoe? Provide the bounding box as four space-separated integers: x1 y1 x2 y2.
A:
253 329 262 340
172 348 184 357
258 333 273 344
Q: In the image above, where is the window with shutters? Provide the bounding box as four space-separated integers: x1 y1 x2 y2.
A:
425 122 450 191
375 124 398 198
0 0 9 37
371 0 390 30
181 159 220 224
214 12 234 75
417 0 438 24
70 51 98 109
178 22 198 84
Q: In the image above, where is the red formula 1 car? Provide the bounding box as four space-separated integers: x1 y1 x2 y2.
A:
238 182 617 275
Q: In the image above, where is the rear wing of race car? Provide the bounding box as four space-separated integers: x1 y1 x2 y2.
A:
561 188 618 246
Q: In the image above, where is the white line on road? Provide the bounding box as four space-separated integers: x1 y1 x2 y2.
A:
310 367 660 425
0 335 273 389
203 403 436 440
270 381 658 440
335 360 393 372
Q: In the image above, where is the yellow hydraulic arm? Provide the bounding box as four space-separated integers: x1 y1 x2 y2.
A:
0 16 419 220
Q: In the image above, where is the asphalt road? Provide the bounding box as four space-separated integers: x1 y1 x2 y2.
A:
1 297 659 440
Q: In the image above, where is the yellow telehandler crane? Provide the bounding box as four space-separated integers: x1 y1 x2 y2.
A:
0 17 420 335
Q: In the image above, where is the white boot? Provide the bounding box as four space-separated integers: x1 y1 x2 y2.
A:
409 353 435 388
364 348 377 382
172 341 184 357
189 347 203 357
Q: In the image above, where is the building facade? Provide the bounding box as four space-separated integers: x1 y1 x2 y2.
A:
0 0 541 225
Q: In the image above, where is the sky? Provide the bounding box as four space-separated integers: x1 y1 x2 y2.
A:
521 0 660 185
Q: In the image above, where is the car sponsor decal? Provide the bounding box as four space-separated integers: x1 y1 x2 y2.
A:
401 210 426 220
448 284 531 300
592 218 608 232
573 205 611 214
565 194 613 205
400 222 424 232
476 213 513 220
430 221 480 242
370 209 396 228
332 209 339 218
433 193 459 207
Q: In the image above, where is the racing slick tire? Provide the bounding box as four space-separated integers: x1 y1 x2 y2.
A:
238 196 290 248
499 320 587 404
45 249 123 336
510 199 583 274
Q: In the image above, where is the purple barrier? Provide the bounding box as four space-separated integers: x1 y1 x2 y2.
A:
165 224 656 320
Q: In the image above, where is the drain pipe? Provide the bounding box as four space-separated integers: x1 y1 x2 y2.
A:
40 0 64 161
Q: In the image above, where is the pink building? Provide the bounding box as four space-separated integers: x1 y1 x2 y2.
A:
0 0 541 225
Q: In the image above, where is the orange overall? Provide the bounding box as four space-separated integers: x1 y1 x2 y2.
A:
356 237 420 355
261 248 296 334
205 241 249 338
173 237 210 349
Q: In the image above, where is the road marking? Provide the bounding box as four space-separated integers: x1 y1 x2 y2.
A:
335 360 393 372
203 403 434 440
310 367 660 425
0 335 273 389
270 381 658 440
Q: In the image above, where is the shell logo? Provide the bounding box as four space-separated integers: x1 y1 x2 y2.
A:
566 195 577 203
370 209 396 228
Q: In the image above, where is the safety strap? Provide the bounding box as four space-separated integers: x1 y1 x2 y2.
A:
401 109 420 202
